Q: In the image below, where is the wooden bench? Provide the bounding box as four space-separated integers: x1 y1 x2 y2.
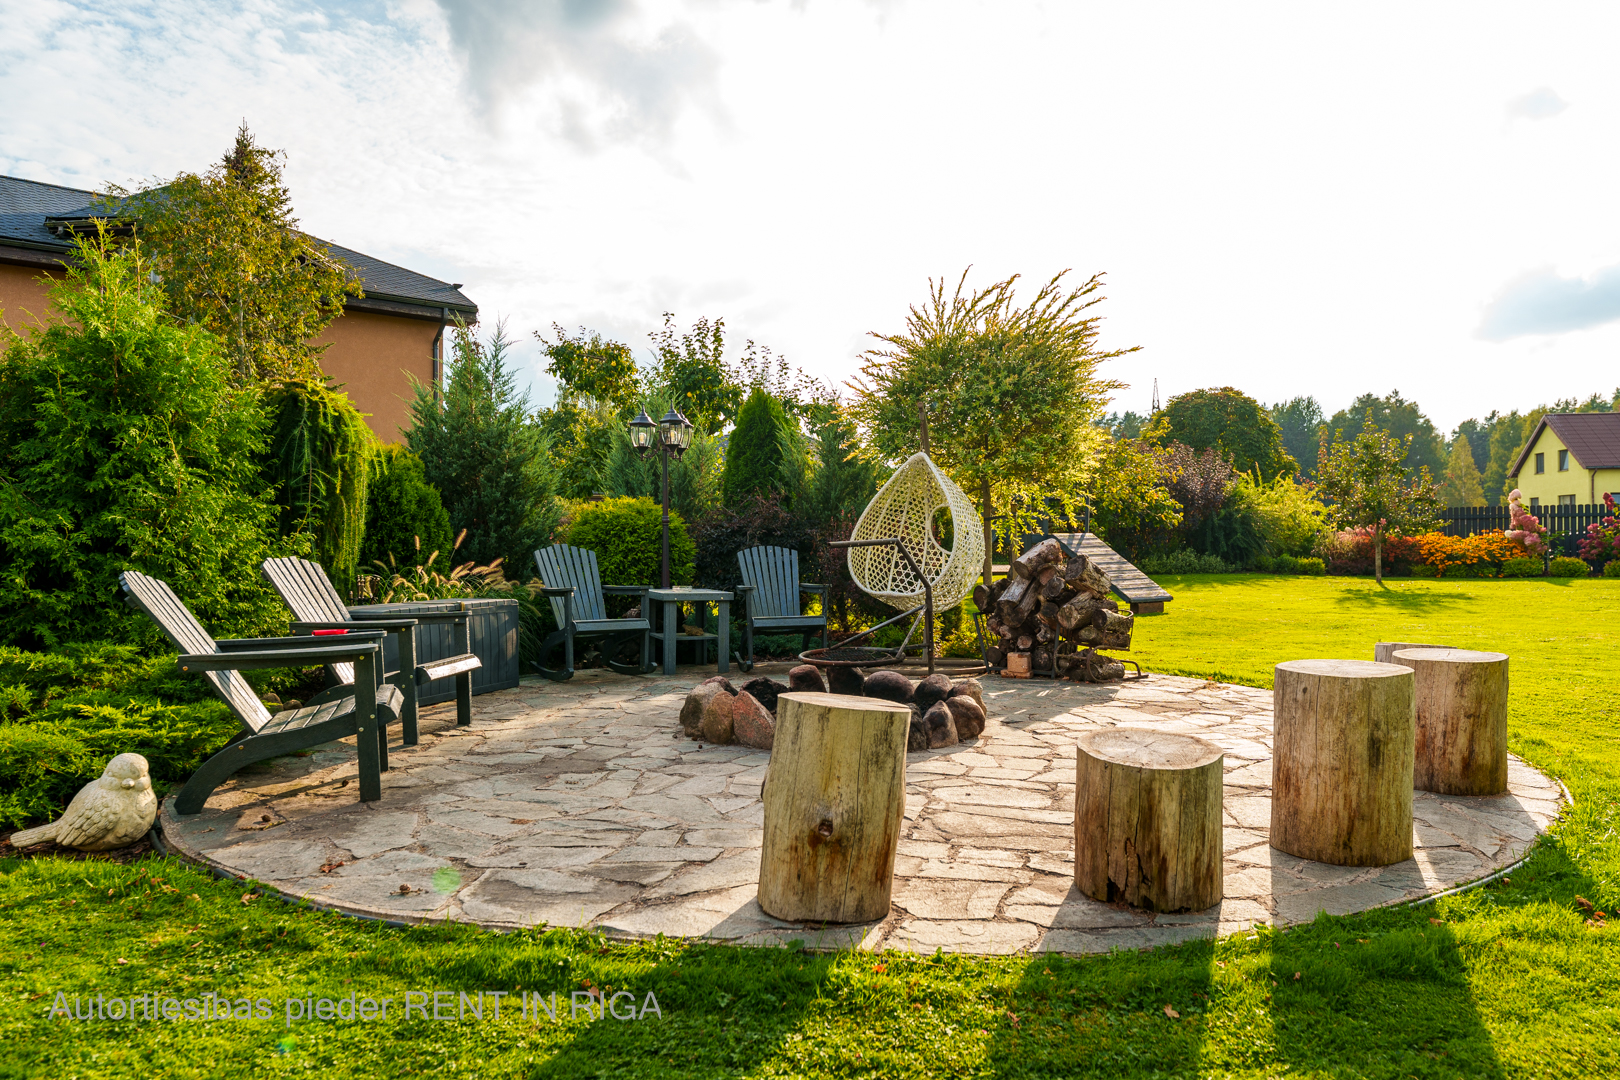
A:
120 571 403 814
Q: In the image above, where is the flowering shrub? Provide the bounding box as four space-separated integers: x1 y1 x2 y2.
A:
1576 492 1620 568
1314 527 1422 575
1413 531 1525 576
1505 489 1551 557
1318 527 1527 576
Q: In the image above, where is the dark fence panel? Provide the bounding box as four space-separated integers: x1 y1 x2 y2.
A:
1439 504 1607 555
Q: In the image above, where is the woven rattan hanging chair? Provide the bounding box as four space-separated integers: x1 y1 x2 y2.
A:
846 451 984 612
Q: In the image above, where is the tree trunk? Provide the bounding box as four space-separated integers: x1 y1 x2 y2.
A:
1374 524 1384 584
1390 648 1510 795
1374 641 1450 665
1271 659 1415 866
758 692 913 923
1074 728 1224 912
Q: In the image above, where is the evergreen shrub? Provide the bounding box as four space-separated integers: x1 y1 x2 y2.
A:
360 445 453 571
561 498 694 595
1501 558 1541 578
1409 564 1439 578
1548 556 1591 578
1605 559 1620 579
721 388 806 506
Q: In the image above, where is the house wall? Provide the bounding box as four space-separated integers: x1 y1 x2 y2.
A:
312 309 439 441
0 262 59 335
1510 424 1620 506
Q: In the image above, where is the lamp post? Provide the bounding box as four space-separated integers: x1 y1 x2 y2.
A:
629 406 694 588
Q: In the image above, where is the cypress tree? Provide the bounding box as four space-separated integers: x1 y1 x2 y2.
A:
721 388 805 506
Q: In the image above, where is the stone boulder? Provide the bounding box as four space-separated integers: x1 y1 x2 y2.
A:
863 669 914 705
827 665 866 697
681 676 736 739
700 690 740 745
944 694 986 740
732 691 776 750
947 677 986 716
740 676 789 715
786 665 827 694
912 673 953 714
923 701 959 748
906 705 929 752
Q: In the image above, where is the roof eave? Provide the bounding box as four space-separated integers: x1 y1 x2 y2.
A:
1507 417 1550 479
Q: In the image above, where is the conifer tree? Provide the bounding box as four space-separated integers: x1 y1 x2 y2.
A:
1439 435 1486 507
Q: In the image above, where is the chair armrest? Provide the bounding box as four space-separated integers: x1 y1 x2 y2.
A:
216 632 386 651
734 585 756 595
178 642 380 673
538 587 575 597
601 585 650 595
292 619 416 633
799 583 826 592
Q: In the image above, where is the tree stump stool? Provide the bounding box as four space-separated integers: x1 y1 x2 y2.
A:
1074 728 1223 913
1391 648 1510 796
757 692 912 923
1374 641 1451 665
1271 659 1415 866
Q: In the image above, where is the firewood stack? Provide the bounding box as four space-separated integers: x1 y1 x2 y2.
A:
973 538 1135 682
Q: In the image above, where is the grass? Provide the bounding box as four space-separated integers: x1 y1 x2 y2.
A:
4 575 1618 1078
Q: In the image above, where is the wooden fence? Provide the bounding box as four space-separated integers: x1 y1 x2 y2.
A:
1439 503 1608 540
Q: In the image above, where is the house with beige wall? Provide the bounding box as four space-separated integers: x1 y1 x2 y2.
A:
0 174 476 439
1508 413 1620 508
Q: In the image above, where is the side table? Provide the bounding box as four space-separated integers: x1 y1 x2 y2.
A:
646 588 733 675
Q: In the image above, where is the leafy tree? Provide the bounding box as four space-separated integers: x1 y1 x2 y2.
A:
803 412 882 523
359 445 453 571
112 124 359 383
538 324 641 412
1096 411 1149 440
536 325 642 500
1269 396 1325 478
1439 435 1486 508
1452 414 1499 477
1482 411 1533 505
1325 391 1445 480
1088 438 1183 560
1316 420 1444 583
1145 387 1295 481
646 314 742 433
404 321 559 573
261 377 376 590
0 231 290 647
721 388 808 506
850 270 1132 584
1230 471 1326 556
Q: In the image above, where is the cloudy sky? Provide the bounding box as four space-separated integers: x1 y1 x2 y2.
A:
3 1 1618 432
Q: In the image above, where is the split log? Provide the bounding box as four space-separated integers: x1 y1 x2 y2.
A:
1074 728 1223 912
758 692 912 922
1064 555 1114 597
1271 659 1415 866
1057 596 1104 632
1015 633 1033 650
972 583 992 612
1038 600 1060 626
1012 538 1065 580
1096 609 1135 636
1031 645 1052 671
985 645 1007 667
1040 573 1067 600
995 576 1031 623
1391 648 1509 796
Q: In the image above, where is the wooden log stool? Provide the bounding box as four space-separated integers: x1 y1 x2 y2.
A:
1074 728 1223 912
757 692 912 923
1271 659 1415 866
1390 648 1509 796
1374 641 1451 665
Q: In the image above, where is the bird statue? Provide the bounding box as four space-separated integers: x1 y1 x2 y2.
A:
8 753 157 851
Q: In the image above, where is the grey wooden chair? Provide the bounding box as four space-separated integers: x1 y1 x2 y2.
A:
262 557 480 742
531 544 651 681
119 571 403 814
736 545 827 666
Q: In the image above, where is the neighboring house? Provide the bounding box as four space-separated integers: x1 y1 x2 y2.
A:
0 174 476 439
1508 413 1620 508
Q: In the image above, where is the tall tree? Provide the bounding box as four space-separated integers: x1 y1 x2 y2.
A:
114 124 359 383
1145 387 1296 480
850 270 1132 584
1452 414 1498 477
1325 391 1446 480
721 387 808 507
1439 435 1486 507
1269 396 1325 478
404 321 559 573
646 314 742 433
1316 420 1444 583
1483 411 1535 505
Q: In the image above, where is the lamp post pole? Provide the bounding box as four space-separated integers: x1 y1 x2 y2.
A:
629 406 693 593
660 443 672 589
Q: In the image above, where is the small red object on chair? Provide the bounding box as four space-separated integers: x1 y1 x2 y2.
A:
311 629 349 636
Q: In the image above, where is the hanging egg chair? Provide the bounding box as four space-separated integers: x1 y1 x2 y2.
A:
846 451 984 611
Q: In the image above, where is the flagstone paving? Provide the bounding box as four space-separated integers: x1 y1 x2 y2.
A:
157 667 1565 955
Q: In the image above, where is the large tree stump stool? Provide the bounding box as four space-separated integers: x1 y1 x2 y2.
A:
1272 659 1415 866
757 692 912 923
1391 648 1510 796
1074 728 1223 912
1374 641 1451 665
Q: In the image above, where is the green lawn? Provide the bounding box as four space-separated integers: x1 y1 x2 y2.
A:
4 576 1617 1079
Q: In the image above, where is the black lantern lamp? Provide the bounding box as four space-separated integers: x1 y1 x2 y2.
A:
628 406 695 589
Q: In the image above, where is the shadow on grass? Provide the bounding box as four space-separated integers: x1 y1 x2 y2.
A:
988 937 1218 1079
1327 583 1478 612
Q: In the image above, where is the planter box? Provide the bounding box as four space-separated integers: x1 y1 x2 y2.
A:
348 599 520 704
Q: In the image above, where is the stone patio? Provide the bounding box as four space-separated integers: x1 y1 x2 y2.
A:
157 667 1565 955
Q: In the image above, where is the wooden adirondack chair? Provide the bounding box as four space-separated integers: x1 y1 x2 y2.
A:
531 545 652 681
736 545 828 666
262 557 480 742
119 571 403 814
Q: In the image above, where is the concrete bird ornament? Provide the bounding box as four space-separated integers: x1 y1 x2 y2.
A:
8 753 157 851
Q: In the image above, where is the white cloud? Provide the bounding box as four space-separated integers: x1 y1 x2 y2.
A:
1477 264 1620 340
1506 86 1567 120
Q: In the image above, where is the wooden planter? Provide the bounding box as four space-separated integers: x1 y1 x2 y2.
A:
349 599 520 704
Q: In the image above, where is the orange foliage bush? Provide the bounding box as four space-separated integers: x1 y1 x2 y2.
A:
1412 531 1523 576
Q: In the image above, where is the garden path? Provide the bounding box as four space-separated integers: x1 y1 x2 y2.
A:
157 667 1565 955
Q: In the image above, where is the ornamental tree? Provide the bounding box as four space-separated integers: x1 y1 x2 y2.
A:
1146 387 1296 480
1315 419 1444 583
849 270 1132 584
1438 435 1486 507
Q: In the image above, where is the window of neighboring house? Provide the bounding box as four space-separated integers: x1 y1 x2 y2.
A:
1558 494 1576 506
1558 449 1570 471
1534 452 1545 474
1530 497 1540 508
